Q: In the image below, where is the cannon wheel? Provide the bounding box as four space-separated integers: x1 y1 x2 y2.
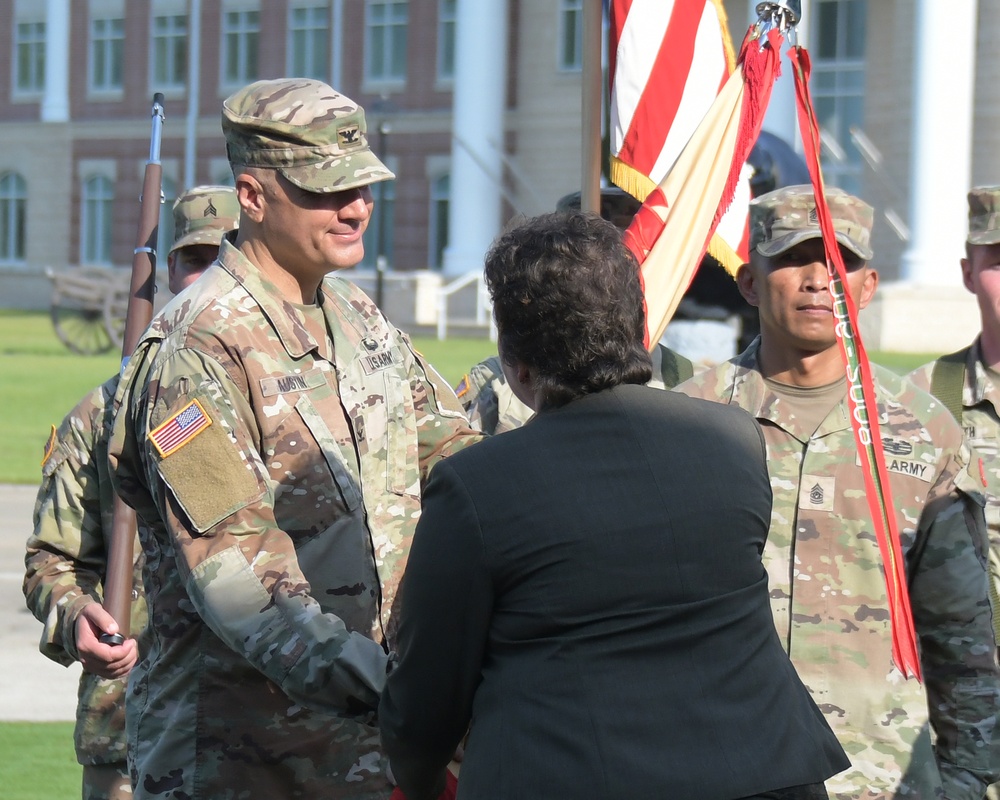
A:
48 267 117 355
50 298 114 355
102 282 130 353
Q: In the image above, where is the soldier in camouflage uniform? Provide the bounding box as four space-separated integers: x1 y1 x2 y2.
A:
108 79 479 800
24 186 239 800
676 185 1000 799
456 188 695 433
908 185 1000 800
458 344 693 433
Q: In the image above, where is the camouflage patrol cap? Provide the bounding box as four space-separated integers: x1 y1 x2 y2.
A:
170 185 240 255
967 185 1000 245
222 78 394 194
750 184 874 261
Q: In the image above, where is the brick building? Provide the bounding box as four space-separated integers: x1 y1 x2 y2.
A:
0 0 994 348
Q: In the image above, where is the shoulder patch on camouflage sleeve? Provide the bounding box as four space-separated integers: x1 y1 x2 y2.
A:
153 399 264 533
455 375 470 398
149 399 212 458
40 424 57 468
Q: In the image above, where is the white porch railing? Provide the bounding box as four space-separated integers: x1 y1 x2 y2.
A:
436 271 495 341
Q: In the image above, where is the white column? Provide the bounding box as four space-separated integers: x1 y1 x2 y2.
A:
442 0 508 277
184 0 202 190
41 0 70 122
900 0 977 285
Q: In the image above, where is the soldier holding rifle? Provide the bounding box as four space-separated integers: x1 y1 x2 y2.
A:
24 185 239 800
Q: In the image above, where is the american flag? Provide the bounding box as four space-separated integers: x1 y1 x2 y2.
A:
149 399 212 457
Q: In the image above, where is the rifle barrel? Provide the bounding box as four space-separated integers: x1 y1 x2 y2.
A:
101 94 165 644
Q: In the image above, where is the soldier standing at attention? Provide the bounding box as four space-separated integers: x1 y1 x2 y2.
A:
908 185 1000 800
108 78 478 800
676 185 1000 799
908 185 1000 643
24 185 240 800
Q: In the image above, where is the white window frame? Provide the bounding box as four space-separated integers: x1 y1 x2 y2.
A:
13 19 46 97
151 13 188 92
81 175 114 265
364 0 408 86
428 172 450 270
89 15 125 93
557 0 583 72
436 0 456 83
812 0 867 195
221 7 260 89
288 3 330 81
0 172 27 265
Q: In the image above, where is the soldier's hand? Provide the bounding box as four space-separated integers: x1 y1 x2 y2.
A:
76 603 138 679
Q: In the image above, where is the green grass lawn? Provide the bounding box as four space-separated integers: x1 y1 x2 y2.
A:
0 310 497 485
0 722 80 799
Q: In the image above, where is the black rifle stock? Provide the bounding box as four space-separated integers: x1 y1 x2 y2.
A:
101 94 165 645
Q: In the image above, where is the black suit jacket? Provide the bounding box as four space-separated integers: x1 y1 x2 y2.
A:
380 384 848 800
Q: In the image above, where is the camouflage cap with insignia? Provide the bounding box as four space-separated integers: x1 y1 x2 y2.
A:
750 184 874 261
170 185 240 255
967 185 1000 245
222 78 395 194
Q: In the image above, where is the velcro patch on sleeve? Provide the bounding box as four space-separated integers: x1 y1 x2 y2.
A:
455 375 470 398
149 399 212 458
149 400 266 533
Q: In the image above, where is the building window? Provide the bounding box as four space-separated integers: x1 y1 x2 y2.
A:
90 16 125 92
429 173 449 269
437 0 456 81
152 14 187 90
362 179 396 269
0 173 27 264
222 9 260 87
157 176 177 265
558 0 583 72
813 0 867 195
288 4 330 80
14 20 46 95
365 1 408 83
81 175 114 265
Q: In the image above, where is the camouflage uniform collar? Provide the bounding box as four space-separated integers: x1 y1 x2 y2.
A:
216 240 326 360
969 336 1000 412
729 337 895 441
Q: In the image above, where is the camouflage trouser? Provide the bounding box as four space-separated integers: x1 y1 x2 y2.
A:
82 762 131 800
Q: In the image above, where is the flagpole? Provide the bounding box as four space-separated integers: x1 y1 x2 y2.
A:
581 0 603 213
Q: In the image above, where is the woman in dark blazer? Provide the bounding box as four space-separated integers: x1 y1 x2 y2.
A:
379 211 848 800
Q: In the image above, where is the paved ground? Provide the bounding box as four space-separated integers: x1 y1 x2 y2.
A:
0 483 81 721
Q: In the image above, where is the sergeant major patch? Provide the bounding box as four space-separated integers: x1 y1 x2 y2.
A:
149 399 212 458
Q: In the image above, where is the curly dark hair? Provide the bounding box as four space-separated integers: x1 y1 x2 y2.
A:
484 210 652 409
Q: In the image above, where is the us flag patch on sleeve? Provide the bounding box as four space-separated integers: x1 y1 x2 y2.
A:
149 399 213 458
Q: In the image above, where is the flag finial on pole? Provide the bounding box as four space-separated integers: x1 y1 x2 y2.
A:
754 1 801 36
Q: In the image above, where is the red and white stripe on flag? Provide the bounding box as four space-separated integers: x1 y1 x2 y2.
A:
609 0 749 273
